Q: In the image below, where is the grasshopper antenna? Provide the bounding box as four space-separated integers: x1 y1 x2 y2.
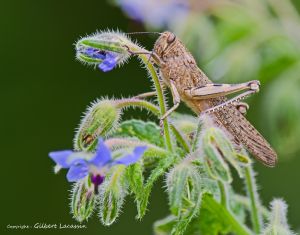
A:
126 32 162 36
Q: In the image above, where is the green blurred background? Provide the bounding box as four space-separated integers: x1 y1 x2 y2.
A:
1 0 300 234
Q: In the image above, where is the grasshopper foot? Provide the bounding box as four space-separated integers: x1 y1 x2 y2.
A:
248 80 260 92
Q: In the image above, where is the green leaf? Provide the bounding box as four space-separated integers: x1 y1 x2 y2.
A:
99 165 127 226
154 196 247 235
126 162 145 219
198 205 231 235
170 113 198 136
167 163 190 215
201 177 219 196
200 194 252 235
113 119 164 147
154 215 177 235
137 155 176 219
171 195 202 235
170 124 191 153
202 127 233 183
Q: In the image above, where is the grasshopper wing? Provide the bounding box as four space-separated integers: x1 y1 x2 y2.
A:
215 105 277 167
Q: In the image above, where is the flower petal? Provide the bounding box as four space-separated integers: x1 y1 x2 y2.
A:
89 138 112 167
66 159 89 182
98 53 117 72
112 146 147 166
84 47 96 56
85 48 106 60
49 150 73 168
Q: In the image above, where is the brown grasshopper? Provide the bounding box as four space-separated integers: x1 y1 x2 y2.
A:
130 31 277 167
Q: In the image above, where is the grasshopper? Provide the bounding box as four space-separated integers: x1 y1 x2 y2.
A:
129 31 277 167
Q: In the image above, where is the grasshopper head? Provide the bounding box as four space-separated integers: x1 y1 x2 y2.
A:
153 31 177 57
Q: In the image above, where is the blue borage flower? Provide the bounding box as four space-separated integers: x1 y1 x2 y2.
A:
83 48 118 72
117 0 189 28
49 138 147 188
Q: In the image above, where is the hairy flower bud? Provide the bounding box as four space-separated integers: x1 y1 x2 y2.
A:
202 127 232 183
70 178 96 222
75 31 134 71
261 199 295 235
171 113 198 133
74 99 121 151
207 127 250 178
99 165 127 226
166 161 202 216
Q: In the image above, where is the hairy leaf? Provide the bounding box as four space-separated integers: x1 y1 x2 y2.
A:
200 194 251 235
113 119 164 147
137 155 177 219
126 162 145 219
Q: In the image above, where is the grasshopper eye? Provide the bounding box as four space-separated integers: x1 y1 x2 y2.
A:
167 33 176 44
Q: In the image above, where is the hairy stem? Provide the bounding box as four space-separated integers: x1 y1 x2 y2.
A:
217 180 228 209
234 194 270 220
115 98 160 116
191 118 202 151
244 165 262 234
170 124 190 153
131 48 173 152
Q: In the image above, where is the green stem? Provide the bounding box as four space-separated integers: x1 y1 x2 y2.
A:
244 165 262 234
170 124 190 153
191 118 202 151
217 180 228 209
202 194 252 235
115 98 160 116
134 51 173 152
234 194 270 220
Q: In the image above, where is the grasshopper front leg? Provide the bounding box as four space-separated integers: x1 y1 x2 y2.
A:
122 45 165 67
134 84 166 99
134 91 157 99
160 80 181 127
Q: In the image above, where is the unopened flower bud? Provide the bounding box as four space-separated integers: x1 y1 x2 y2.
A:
171 113 198 133
99 165 127 226
202 127 232 183
261 199 295 235
75 31 134 72
206 127 250 178
71 178 96 222
74 99 121 151
166 160 202 216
